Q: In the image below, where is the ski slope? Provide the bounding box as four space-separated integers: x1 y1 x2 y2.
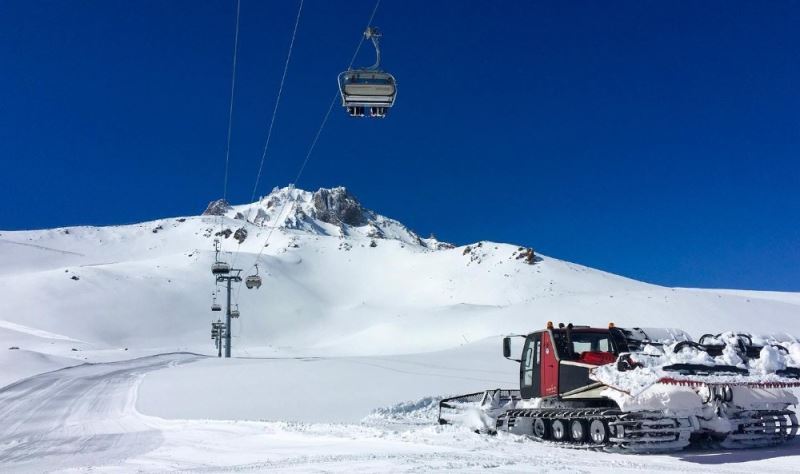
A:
1 186 799 471
2 352 800 473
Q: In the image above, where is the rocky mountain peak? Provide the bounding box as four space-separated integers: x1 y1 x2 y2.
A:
311 187 368 227
202 199 232 216
205 186 452 250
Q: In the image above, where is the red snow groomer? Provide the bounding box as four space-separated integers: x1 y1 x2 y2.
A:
438 322 800 452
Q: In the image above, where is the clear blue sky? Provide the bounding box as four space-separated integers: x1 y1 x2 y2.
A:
1 1 798 291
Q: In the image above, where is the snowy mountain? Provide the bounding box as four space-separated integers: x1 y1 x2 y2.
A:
1 184 799 374
204 186 451 249
3 185 800 472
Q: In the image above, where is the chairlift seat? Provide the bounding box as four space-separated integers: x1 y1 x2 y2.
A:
211 261 231 275
245 275 262 289
339 71 396 108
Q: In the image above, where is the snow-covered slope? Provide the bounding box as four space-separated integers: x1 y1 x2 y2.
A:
9 352 800 473
0 185 798 376
3 185 800 472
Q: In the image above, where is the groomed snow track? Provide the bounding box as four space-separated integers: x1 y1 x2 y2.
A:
0 353 203 472
3 353 800 472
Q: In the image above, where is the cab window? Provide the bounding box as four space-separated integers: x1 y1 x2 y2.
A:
521 337 540 386
571 333 610 352
552 330 612 358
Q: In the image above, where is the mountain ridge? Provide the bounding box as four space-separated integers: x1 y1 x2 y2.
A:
0 185 798 380
203 186 453 251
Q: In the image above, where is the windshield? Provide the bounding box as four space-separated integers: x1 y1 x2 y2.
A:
571 332 610 352
551 330 612 358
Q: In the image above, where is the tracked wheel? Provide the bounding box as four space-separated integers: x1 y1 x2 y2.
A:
570 419 587 442
589 419 608 445
551 419 567 441
497 408 697 452
533 417 549 439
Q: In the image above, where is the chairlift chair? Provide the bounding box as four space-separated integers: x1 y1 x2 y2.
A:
245 275 262 289
245 264 263 289
211 261 231 275
338 27 396 118
211 239 230 275
231 305 240 319
211 294 222 312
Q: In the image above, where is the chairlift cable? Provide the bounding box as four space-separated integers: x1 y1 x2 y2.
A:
233 0 383 300
220 0 242 234
250 0 305 204
228 0 305 274
257 0 382 245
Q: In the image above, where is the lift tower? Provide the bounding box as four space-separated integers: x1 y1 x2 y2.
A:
211 239 240 358
211 320 225 357
216 269 241 358
209 239 261 358
211 239 262 358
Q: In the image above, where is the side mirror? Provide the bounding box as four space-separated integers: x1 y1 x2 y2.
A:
503 336 512 359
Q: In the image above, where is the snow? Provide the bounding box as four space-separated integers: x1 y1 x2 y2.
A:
0 348 78 388
603 384 704 414
592 338 800 399
2 185 800 471
136 337 514 423
2 353 799 473
752 345 787 373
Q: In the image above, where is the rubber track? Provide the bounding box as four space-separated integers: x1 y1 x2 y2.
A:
496 407 693 453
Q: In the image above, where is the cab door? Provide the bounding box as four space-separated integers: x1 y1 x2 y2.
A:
519 333 541 399
540 331 559 397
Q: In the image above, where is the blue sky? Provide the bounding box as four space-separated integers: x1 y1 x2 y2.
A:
1 1 798 291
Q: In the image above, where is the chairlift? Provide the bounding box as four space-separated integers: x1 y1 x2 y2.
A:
211 294 222 312
338 27 396 118
211 238 231 275
231 304 240 319
245 264 262 289
211 261 231 275
211 320 224 338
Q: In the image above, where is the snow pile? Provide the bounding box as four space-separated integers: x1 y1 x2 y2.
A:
592 335 800 397
439 402 497 433
787 342 800 366
608 384 704 414
751 345 787 373
363 397 441 426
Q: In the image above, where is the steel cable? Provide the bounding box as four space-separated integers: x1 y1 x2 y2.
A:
233 0 383 301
